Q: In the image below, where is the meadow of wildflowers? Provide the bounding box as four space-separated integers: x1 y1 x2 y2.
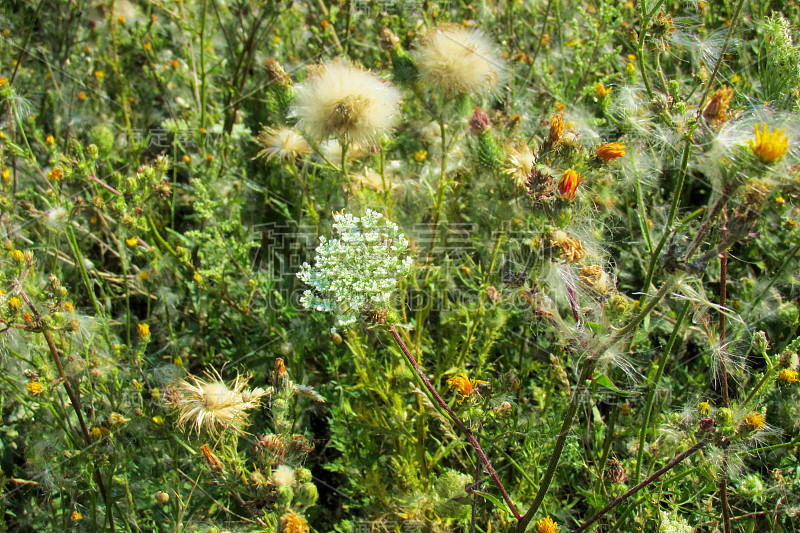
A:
1 0 800 532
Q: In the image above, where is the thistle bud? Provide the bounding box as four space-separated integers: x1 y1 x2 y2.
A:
294 482 319 507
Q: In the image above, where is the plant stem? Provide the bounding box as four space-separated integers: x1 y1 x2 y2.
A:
518 277 679 531
634 301 691 482
572 441 707 533
388 326 521 520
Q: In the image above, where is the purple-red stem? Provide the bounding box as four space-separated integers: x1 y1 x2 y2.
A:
388 326 521 521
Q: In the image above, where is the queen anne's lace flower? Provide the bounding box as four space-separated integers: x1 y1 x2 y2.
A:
297 209 413 330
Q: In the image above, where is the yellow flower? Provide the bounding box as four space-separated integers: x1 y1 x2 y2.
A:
281 510 310 533
71 511 83 521
744 412 765 431
26 380 43 395
558 169 583 200
2 168 9 181
152 415 165 426
126 237 139 247
749 123 788 163
48 167 64 181
94 70 105 80
626 61 636 75
699 401 711 415
596 142 626 163
536 516 558 533
10 249 25 262
548 112 565 146
778 369 799 383
200 444 224 471
0 76 8 86
138 270 149 282
414 150 428 162
594 82 610 98
447 374 488 404
78 91 86 101
7 296 22 311
138 323 150 339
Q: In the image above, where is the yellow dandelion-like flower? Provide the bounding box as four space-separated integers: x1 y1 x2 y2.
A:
596 142 626 163
749 123 788 163
45 135 55 145
548 112 565 146
171 370 266 436
126 237 139 247
255 126 311 162
414 149 428 162
778 369 799 383
292 61 401 146
743 412 765 431
7 296 22 311
447 374 488 404
699 400 711 415
414 24 505 95
10 249 25 262
536 516 558 533
26 380 43 395
138 323 150 339
94 70 105 80
281 510 310 533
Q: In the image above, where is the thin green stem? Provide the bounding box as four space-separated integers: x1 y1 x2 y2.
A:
634 301 691 483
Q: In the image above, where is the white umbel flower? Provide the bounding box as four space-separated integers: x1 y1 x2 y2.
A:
415 24 505 95
297 209 414 330
291 62 401 146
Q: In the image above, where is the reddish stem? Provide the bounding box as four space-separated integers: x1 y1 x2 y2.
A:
388 327 521 520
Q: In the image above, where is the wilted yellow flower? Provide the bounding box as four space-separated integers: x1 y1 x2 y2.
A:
551 230 586 264
200 444 224 471
26 380 43 395
744 412 765 430
778 369 799 383
48 167 63 181
558 169 583 200
750 123 788 163
71 511 83 521
171 370 266 436
504 142 535 188
281 510 310 533
78 91 86 101
536 516 558 533
702 85 733 126
548 112 565 146
447 374 487 404
596 142 626 163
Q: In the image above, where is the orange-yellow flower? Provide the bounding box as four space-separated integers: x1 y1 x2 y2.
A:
594 83 610 98
281 510 310 533
778 369 799 383
447 374 488 403
750 123 788 163
596 142 626 163
558 169 583 200
536 516 558 533
744 412 765 431
26 380 43 396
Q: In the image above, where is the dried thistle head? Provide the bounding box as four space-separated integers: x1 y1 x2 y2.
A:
171 369 266 437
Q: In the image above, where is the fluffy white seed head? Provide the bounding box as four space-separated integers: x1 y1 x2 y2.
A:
291 61 401 146
414 25 505 95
